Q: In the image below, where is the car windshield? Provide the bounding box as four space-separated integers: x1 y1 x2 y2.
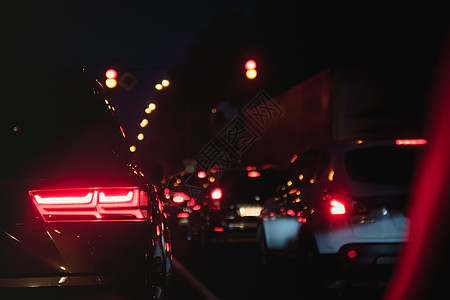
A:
344 145 423 185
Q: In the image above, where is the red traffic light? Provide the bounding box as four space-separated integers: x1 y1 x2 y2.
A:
244 59 257 70
105 68 118 79
244 59 257 79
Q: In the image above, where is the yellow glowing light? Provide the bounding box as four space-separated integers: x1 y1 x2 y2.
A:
211 108 217 114
140 119 149 128
208 177 215 183
155 83 163 90
137 133 144 141
287 180 293 187
161 79 170 87
148 103 156 110
309 179 315 184
129 145 136 152
104 99 109 105
328 170 335 181
298 174 304 181
145 108 152 114
246 69 257 80
105 78 117 88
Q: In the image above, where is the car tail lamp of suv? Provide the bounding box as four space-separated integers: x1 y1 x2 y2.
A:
330 199 346 215
29 187 149 222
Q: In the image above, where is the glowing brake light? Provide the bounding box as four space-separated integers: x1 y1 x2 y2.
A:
395 139 427 145
172 192 189 204
211 188 222 200
330 199 346 215
247 171 261 178
34 193 93 205
29 187 149 222
99 191 133 203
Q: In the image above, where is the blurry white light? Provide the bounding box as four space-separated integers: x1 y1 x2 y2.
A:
155 83 163 90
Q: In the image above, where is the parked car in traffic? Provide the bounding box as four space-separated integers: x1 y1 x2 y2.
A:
188 165 282 247
258 139 426 287
0 61 172 299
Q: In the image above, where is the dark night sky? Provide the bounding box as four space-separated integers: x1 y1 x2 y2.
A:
5 0 256 138
4 0 449 173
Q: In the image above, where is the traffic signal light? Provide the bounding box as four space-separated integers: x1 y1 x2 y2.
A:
105 68 118 88
244 59 257 80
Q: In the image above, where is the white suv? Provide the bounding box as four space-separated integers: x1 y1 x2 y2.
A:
258 139 426 285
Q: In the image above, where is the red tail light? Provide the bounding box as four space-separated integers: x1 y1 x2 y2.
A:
172 192 189 204
211 188 222 200
29 187 149 222
330 199 346 215
395 139 427 145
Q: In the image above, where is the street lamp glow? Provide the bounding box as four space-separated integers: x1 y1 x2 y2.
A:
161 79 170 87
137 133 144 141
140 119 149 128
145 108 152 114
129 145 136 152
155 83 163 90
148 103 156 111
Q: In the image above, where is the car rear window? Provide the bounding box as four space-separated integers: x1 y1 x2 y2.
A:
344 145 422 185
217 169 282 204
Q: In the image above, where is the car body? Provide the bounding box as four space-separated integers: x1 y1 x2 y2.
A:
258 139 426 284
0 62 172 299
188 166 282 246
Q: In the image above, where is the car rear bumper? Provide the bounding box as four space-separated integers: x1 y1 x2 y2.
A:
338 242 402 266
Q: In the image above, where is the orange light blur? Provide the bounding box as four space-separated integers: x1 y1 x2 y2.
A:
140 119 149 128
105 78 117 88
247 171 261 178
246 69 257 79
161 79 170 87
